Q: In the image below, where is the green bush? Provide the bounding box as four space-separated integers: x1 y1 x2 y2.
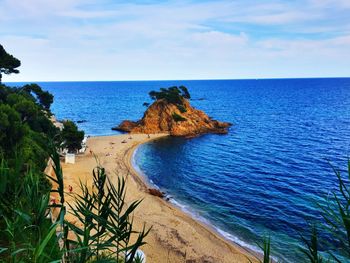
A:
0 83 59 170
177 104 187 113
172 112 187 122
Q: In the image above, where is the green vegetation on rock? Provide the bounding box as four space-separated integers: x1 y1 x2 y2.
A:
149 86 191 105
172 112 187 122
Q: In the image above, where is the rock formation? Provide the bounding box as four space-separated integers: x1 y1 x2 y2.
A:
148 188 165 198
113 96 231 137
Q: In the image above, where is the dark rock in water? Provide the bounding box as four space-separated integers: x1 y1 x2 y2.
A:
76 120 87 123
148 188 165 198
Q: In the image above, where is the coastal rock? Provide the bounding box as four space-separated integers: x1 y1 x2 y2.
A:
113 98 231 137
112 120 139 132
148 188 165 198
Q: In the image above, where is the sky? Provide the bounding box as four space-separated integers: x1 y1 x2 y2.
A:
1 0 350 81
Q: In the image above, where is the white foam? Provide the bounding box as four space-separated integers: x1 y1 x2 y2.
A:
169 199 211 225
216 228 260 254
131 145 280 262
168 198 269 259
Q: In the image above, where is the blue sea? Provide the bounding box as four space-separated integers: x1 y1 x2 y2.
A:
9 78 350 261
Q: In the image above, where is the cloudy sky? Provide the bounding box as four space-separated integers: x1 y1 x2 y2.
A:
1 0 350 81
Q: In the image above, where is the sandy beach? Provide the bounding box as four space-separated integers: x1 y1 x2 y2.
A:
60 134 258 263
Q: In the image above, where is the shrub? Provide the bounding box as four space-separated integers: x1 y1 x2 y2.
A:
172 112 187 122
177 104 187 113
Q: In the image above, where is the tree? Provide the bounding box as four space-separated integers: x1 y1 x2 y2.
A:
23 84 54 111
61 120 84 153
148 86 191 105
0 104 26 156
0 44 21 83
37 90 53 110
179 85 191 99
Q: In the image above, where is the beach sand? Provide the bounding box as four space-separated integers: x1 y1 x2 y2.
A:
60 134 258 263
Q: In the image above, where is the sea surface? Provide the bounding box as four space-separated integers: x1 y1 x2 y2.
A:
9 78 350 261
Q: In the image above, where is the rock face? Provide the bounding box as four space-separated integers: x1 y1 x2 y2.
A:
112 98 231 137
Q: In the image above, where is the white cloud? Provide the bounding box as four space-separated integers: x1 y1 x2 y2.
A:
1 0 349 81
309 0 350 8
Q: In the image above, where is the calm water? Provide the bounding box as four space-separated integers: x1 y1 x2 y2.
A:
9 78 350 261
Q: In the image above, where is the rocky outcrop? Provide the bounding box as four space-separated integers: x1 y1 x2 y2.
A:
112 98 231 137
148 188 165 198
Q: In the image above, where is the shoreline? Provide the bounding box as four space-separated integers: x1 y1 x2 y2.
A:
62 133 259 262
126 135 262 260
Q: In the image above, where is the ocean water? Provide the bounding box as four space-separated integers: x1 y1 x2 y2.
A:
9 78 350 261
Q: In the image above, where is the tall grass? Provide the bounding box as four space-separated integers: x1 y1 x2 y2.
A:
0 158 62 262
0 147 149 263
66 166 149 262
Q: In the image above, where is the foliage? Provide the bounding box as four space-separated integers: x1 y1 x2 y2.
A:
172 112 187 122
61 120 85 153
0 158 62 262
23 84 54 111
177 104 187 113
0 83 59 171
257 237 272 263
0 103 27 157
317 161 350 261
0 45 149 263
66 166 150 263
179 85 190 99
300 225 326 263
149 86 191 105
0 148 150 263
0 44 21 83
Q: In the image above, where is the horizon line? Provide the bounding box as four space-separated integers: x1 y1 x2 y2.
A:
4 76 350 83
